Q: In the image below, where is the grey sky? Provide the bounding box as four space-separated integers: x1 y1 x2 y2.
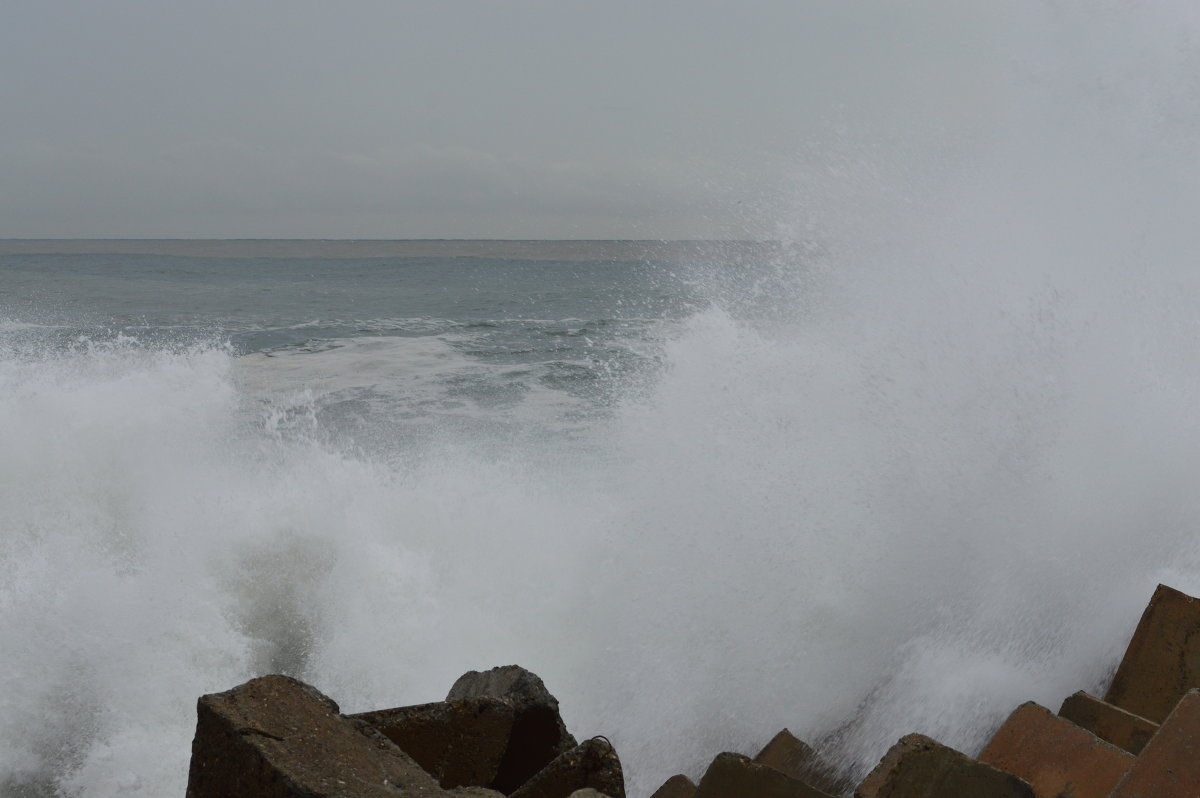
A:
1 1 1008 239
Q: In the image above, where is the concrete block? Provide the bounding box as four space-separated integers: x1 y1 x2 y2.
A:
1104 583 1200 722
694 752 834 798
509 737 625 798
1110 688 1200 797
447 665 577 792
647 774 696 798
754 729 848 794
978 701 1133 798
185 675 447 798
855 733 1034 798
350 696 516 789
1057 691 1158 754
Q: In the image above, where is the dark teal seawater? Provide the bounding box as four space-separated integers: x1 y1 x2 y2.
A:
2 252 694 349
1 243 747 454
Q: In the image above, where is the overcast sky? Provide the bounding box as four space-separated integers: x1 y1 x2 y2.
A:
2 2 1011 239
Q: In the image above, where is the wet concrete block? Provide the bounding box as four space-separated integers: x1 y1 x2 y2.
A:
1104 583 1200 722
1110 688 1200 797
509 737 625 798
647 773 696 798
185 674 447 798
754 728 847 795
447 665 578 793
1057 690 1158 755
351 696 516 789
694 752 834 798
854 734 1034 798
978 701 1134 798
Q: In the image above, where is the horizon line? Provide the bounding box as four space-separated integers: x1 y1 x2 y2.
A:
0 236 780 243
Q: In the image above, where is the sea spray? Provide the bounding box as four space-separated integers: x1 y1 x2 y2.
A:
583 0 1200 785
0 336 620 796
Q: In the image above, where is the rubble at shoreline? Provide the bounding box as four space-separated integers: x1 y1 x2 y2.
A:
184 583 1200 797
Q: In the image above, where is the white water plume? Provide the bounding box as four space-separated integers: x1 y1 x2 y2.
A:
575 0 1200 786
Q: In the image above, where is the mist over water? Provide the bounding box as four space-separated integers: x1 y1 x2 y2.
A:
6 3 1200 796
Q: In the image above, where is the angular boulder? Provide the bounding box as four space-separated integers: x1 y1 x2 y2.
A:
1110 688 1200 797
694 752 834 798
448 665 578 793
648 774 696 798
509 737 625 798
854 734 1034 798
754 729 846 795
185 674 449 798
1104 583 1200 722
1057 690 1158 755
350 696 517 789
978 701 1134 798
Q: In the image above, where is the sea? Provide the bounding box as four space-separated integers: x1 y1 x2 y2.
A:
8 5 1200 797
4 233 1200 798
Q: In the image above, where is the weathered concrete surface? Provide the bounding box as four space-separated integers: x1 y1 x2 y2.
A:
1057 690 1158 754
754 728 846 795
509 738 625 798
185 674 450 798
1104 583 1200 723
693 752 834 798
351 696 516 789
647 773 696 798
854 734 1035 798
1110 688 1200 797
447 665 578 793
978 701 1134 798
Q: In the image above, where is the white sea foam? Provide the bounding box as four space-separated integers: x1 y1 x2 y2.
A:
236 335 481 398
0 319 62 332
235 335 596 447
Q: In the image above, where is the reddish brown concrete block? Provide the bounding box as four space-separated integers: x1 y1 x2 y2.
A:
185 675 449 798
754 729 846 795
1104 583 1200 723
647 774 696 798
350 697 517 789
1110 688 1200 797
978 701 1133 798
1057 691 1158 754
854 734 1034 798
694 752 834 798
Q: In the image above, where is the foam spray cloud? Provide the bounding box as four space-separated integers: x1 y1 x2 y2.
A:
571 0 1200 785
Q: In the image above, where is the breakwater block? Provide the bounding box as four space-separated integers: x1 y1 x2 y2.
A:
1057 690 1158 755
350 696 516 789
448 665 578 793
854 734 1034 798
1110 688 1200 797
754 728 846 795
1104 583 1200 723
185 674 475 798
693 751 835 798
648 773 697 798
509 737 625 798
978 701 1133 798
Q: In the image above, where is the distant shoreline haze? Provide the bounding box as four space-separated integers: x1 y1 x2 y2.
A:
0 239 783 262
